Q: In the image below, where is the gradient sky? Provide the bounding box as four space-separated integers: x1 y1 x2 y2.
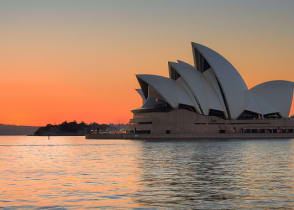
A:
1 0 294 126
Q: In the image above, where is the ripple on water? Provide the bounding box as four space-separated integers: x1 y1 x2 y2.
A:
0 137 293 209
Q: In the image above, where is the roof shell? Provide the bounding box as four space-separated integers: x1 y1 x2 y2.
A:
136 74 194 109
250 80 294 117
192 42 248 119
168 61 226 115
136 89 146 104
243 91 277 115
174 76 202 113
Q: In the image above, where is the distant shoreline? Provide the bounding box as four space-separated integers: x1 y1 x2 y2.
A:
0 124 39 136
33 121 126 136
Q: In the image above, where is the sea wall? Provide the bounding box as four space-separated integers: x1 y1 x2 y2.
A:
86 133 294 140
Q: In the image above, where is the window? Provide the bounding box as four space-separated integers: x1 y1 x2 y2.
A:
170 67 181 80
179 104 196 112
135 130 151 134
138 122 152 124
219 130 226 133
264 112 282 119
209 109 226 119
238 110 261 120
194 48 211 72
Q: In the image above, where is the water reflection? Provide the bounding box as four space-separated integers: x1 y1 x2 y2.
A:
0 137 293 209
0 137 143 209
134 139 294 209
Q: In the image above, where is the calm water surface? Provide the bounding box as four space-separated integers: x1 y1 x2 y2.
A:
0 136 294 209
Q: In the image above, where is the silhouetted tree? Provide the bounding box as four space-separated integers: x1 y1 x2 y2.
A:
34 121 112 136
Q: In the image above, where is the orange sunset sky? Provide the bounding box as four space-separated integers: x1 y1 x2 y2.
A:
1 0 294 126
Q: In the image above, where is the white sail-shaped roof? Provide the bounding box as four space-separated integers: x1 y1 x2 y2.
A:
250 80 294 117
243 91 277 115
134 42 294 120
136 74 194 109
136 89 146 105
174 76 202 113
192 42 248 119
168 61 226 115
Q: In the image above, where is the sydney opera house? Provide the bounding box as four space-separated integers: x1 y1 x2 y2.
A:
126 42 294 138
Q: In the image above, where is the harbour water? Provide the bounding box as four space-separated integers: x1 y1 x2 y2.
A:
0 136 293 209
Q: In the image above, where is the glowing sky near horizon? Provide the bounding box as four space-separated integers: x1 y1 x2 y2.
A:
1 0 294 126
